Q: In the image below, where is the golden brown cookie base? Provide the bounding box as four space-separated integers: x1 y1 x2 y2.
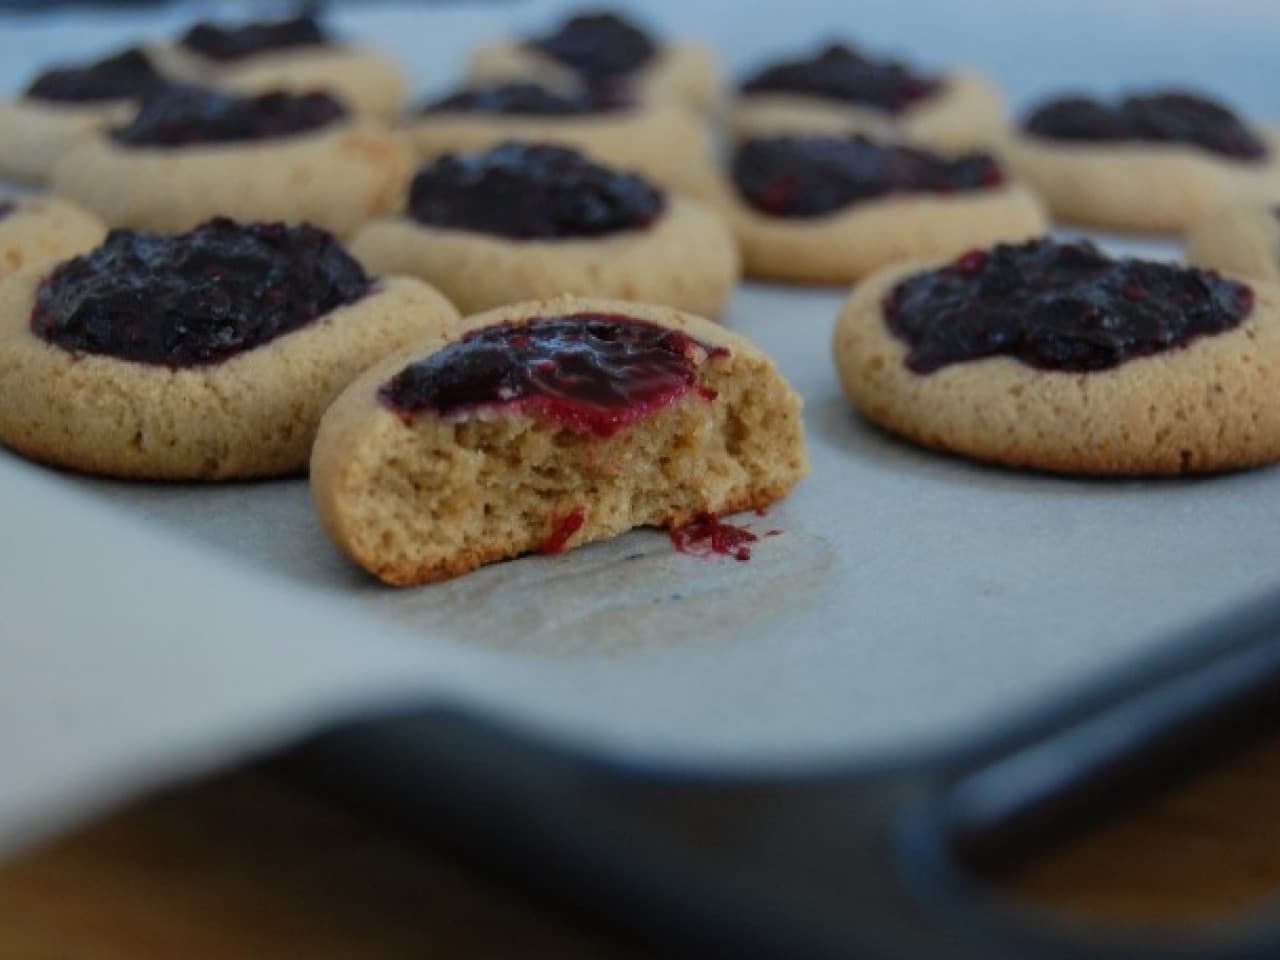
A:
833 261 1280 475
349 196 739 318
1000 133 1280 233
50 122 411 237
1185 204 1280 284
0 97 131 184
0 274 458 480
707 180 1046 285
728 71 1007 151
311 296 808 584
0 196 105 281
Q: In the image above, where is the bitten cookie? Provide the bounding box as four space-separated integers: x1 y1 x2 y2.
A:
50 86 409 237
0 195 106 280
399 82 718 199
833 238 1280 475
465 10 719 112
0 48 168 184
730 43 1005 152
1185 205 1280 283
155 13 406 118
311 296 809 585
1001 90 1280 233
0 218 458 479
707 135 1046 284
350 143 739 318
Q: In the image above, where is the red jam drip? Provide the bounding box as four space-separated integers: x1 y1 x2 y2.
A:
31 218 372 367
733 136 1004 217
407 143 664 240
884 239 1254 374
669 514 760 563
421 82 631 116
25 48 169 104
110 86 346 147
741 43 941 114
539 506 587 554
1023 91 1267 161
378 314 727 436
528 11 656 80
180 14 329 61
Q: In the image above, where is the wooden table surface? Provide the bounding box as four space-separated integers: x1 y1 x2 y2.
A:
2 733 1279 958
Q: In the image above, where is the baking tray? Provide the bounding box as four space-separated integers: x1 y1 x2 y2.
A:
3 0 1280 955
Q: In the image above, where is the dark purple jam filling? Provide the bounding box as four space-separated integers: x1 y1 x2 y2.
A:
31 218 371 367
407 143 664 240
885 239 1254 374
109 86 345 147
421 82 630 116
25 48 169 104
379 314 726 436
0 200 15 221
741 43 941 114
1023 91 1267 161
179 14 329 61
528 11 656 80
733 136 1003 217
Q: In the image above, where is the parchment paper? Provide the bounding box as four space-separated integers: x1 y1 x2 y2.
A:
2 0 1278 856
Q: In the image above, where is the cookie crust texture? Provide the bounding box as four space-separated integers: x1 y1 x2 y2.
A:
1185 204 1280 284
833 260 1280 475
49 121 411 237
1000 130 1280 233
707 178 1047 284
0 270 458 479
0 97 134 184
311 296 809 584
729 71 1007 151
0 196 106 281
349 195 740 317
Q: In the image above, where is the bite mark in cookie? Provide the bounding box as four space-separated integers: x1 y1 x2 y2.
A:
310 297 808 585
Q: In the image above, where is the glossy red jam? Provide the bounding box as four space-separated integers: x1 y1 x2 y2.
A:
1023 91 1267 160
180 14 329 61
110 86 346 147
25 48 169 104
31 218 372 367
741 43 940 114
885 239 1254 373
528 11 656 80
407 143 664 239
378 314 727 436
669 514 762 562
733 136 1003 217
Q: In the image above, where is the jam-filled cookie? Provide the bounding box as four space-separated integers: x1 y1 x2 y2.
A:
0 218 458 480
0 195 106 280
311 296 808 585
1002 90 1280 233
708 135 1046 284
350 143 738 318
0 47 169 183
730 43 1005 151
50 86 409 236
833 239 1280 474
1185 205 1280 284
399 82 717 199
156 13 406 118
465 10 719 112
